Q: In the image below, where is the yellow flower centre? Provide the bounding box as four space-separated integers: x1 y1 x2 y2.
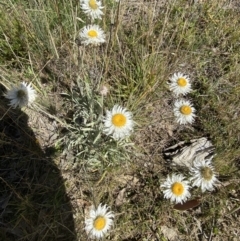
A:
93 216 106 231
88 29 98 38
201 167 213 181
177 78 187 87
17 89 27 99
180 105 192 115
89 0 98 10
171 182 184 196
112 113 127 127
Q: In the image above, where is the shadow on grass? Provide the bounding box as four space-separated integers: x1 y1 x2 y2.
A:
0 85 76 241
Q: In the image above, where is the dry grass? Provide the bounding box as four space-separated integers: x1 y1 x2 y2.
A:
1 0 240 240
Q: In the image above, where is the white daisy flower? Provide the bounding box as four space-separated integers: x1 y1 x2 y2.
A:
80 0 104 20
161 173 191 204
168 72 192 96
79 25 106 46
173 99 196 125
103 105 134 140
190 158 219 192
4 82 36 108
85 203 114 239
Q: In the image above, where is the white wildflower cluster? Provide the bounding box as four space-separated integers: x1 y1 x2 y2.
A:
161 155 219 204
79 0 106 46
3 2 224 240
4 88 133 241
162 71 220 205
70 3 133 236
78 1 134 140
168 72 196 125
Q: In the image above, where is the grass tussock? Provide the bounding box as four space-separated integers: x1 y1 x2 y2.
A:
1 0 240 240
